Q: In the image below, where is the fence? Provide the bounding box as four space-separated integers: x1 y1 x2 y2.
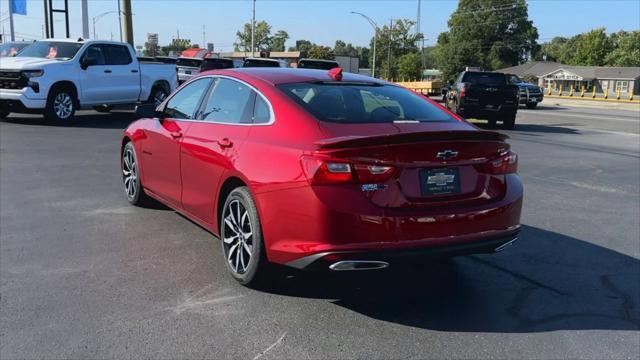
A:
545 84 637 102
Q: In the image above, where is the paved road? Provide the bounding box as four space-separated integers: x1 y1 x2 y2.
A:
1 105 639 359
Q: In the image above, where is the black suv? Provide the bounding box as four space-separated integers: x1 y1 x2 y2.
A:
445 71 519 129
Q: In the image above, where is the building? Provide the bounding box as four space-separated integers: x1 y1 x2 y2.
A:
498 61 640 96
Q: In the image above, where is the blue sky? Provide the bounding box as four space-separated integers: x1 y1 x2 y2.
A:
2 0 639 51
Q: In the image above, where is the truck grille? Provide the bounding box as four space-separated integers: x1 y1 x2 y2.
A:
0 70 28 90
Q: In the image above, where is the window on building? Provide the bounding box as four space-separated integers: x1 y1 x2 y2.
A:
615 81 629 92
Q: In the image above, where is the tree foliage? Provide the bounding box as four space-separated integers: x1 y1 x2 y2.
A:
397 53 422 80
234 21 288 52
435 0 539 81
160 38 191 56
538 30 640 67
371 19 422 79
308 45 335 60
334 40 370 68
270 30 289 52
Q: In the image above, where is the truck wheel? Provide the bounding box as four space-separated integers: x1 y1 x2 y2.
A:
487 118 497 128
502 113 516 130
44 86 76 123
526 102 537 109
147 86 168 106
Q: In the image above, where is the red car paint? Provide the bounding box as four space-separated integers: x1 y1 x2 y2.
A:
122 68 522 268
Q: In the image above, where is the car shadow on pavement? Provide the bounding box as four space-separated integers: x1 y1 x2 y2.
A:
263 225 640 333
3 110 138 129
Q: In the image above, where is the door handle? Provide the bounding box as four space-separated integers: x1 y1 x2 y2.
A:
131 69 139 73
104 70 112 73
217 138 233 148
170 131 182 139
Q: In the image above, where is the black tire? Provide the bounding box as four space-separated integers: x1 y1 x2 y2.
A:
44 85 76 123
220 186 272 287
502 113 516 130
0 110 9 119
526 102 537 109
487 117 498 128
147 85 168 106
92 105 113 113
122 142 151 206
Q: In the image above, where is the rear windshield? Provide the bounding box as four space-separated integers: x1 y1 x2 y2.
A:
277 83 454 124
201 59 234 71
298 60 339 70
176 58 202 68
17 41 82 60
243 59 280 68
462 72 506 85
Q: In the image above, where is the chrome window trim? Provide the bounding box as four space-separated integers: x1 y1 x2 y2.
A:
164 74 276 126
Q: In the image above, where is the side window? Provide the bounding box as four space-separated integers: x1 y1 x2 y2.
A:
201 78 253 124
164 78 212 120
252 94 271 124
82 45 106 65
103 44 132 65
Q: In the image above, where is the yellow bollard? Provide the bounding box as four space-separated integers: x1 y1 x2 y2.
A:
630 88 634 101
559 84 563 96
569 85 574 97
580 85 585 97
604 86 609 99
592 86 596 98
616 89 621 100
547 84 552 95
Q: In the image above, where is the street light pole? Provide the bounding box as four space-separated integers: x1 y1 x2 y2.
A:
351 11 378 78
92 11 124 40
251 0 256 57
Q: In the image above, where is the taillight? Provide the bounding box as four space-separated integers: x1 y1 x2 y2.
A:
483 150 518 174
300 156 395 184
459 83 468 98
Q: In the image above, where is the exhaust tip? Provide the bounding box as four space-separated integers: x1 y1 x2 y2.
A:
494 237 518 252
329 260 389 271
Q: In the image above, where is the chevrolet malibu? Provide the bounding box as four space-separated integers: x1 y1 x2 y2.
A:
121 67 523 286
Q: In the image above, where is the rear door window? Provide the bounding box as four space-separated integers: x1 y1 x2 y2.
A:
277 83 453 124
102 44 132 65
200 78 253 124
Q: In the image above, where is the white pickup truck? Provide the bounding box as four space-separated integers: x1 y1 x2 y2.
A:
0 39 178 122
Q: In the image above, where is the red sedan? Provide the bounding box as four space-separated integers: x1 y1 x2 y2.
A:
121 68 523 286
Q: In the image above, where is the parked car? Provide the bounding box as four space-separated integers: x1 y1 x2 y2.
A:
0 39 177 122
122 68 523 286
445 71 519 129
0 41 32 57
242 58 288 68
297 58 340 70
176 57 203 83
508 74 544 109
200 58 234 71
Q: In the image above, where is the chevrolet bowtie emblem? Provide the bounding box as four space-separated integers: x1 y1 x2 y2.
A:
436 150 458 160
427 172 456 186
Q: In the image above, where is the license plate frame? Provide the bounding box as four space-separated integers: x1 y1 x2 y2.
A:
419 168 461 197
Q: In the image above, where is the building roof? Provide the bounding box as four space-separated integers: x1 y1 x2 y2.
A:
498 61 640 80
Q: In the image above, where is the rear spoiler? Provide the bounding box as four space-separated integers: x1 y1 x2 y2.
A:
315 130 508 149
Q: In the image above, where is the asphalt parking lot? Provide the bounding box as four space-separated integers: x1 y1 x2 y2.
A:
1 103 639 359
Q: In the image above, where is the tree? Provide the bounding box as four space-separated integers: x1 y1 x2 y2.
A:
234 20 272 52
288 39 312 54
307 45 335 60
435 0 539 81
572 28 613 66
160 38 191 56
143 41 159 57
270 30 289 52
397 53 422 81
371 19 422 79
605 30 640 66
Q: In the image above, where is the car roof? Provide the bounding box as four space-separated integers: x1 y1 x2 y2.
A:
200 67 387 86
299 58 339 63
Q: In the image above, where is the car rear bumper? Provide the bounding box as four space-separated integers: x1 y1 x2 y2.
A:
458 102 517 118
0 88 46 110
257 174 523 267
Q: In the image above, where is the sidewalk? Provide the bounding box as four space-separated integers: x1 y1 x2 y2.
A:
541 97 640 111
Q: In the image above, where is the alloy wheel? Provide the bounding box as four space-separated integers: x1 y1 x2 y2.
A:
222 199 253 274
122 147 137 199
53 92 73 119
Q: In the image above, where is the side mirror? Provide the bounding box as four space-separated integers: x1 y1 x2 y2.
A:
135 104 161 119
80 57 98 70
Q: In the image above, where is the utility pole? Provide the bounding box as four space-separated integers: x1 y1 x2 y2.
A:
251 0 256 57
350 12 378 78
81 0 89 39
203 25 206 48
9 0 15 41
117 0 123 42
417 0 424 80
43 0 50 38
387 19 393 80
122 0 133 45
